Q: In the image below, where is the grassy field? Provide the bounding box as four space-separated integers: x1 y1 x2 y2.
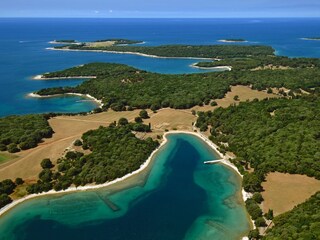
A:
87 41 116 47
0 153 17 165
192 85 279 112
262 172 320 216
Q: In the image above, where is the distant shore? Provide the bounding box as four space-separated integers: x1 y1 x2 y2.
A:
301 37 320 41
218 39 248 43
27 92 103 108
48 40 81 45
0 131 249 219
190 63 232 71
46 47 214 60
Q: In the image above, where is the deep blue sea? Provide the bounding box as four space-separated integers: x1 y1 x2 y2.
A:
0 18 320 116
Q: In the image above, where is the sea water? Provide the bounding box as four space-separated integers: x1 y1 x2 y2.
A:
0 133 250 240
0 18 320 116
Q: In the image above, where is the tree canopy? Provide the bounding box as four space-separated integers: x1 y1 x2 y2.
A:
27 125 159 194
0 115 53 152
196 96 320 191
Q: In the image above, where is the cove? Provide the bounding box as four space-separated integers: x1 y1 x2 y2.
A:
0 133 251 240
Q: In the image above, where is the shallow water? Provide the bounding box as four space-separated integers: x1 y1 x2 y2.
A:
0 133 250 240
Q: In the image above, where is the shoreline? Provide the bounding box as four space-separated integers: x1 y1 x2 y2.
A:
33 74 96 80
27 92 103 108
0 130 252 238
46 47 214 60
0 131 247 215
48 40 81 45
0 131 170 218
190 63 232 71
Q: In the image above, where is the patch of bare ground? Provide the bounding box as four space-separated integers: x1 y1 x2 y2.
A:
192 85 279 112
136 109 196 140
261 172 320 216
0 110 141 181
87 41 116 47
251 65 292 71
0 109 196 181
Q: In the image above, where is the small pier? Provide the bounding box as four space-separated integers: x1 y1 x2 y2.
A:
204 159 224 164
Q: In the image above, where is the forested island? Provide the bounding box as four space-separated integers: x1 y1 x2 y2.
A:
54 42 274 58
54 40 77 43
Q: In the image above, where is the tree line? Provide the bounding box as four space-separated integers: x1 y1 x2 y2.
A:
57 43 275 59
0 115 53 153
27 124 159 194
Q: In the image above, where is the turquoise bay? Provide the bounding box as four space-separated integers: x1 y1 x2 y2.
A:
0 133 250 239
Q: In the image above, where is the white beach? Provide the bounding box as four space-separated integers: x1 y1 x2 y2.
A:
0 130 251 221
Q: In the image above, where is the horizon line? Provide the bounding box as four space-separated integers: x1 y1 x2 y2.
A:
1 16 320 19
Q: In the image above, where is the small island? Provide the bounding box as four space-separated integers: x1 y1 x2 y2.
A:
50 39 274 59
50 38 144 48
218 38 248 43
49 40 80 44
302 37 320 41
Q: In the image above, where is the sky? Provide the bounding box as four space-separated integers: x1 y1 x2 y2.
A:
1 0 320 18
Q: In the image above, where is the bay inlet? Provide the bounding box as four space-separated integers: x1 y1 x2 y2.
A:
0 133 250 240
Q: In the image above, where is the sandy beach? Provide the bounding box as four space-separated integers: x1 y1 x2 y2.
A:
27 92 103 108
190 63 232 71
33 74 96 80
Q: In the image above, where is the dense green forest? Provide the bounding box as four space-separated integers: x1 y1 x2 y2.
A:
36 62 320 111
56 44 275 58
195 56 320 71
27 125 159 193
196 96 320 191
264 192 320 239
0 115 53 152
42 62 139 78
